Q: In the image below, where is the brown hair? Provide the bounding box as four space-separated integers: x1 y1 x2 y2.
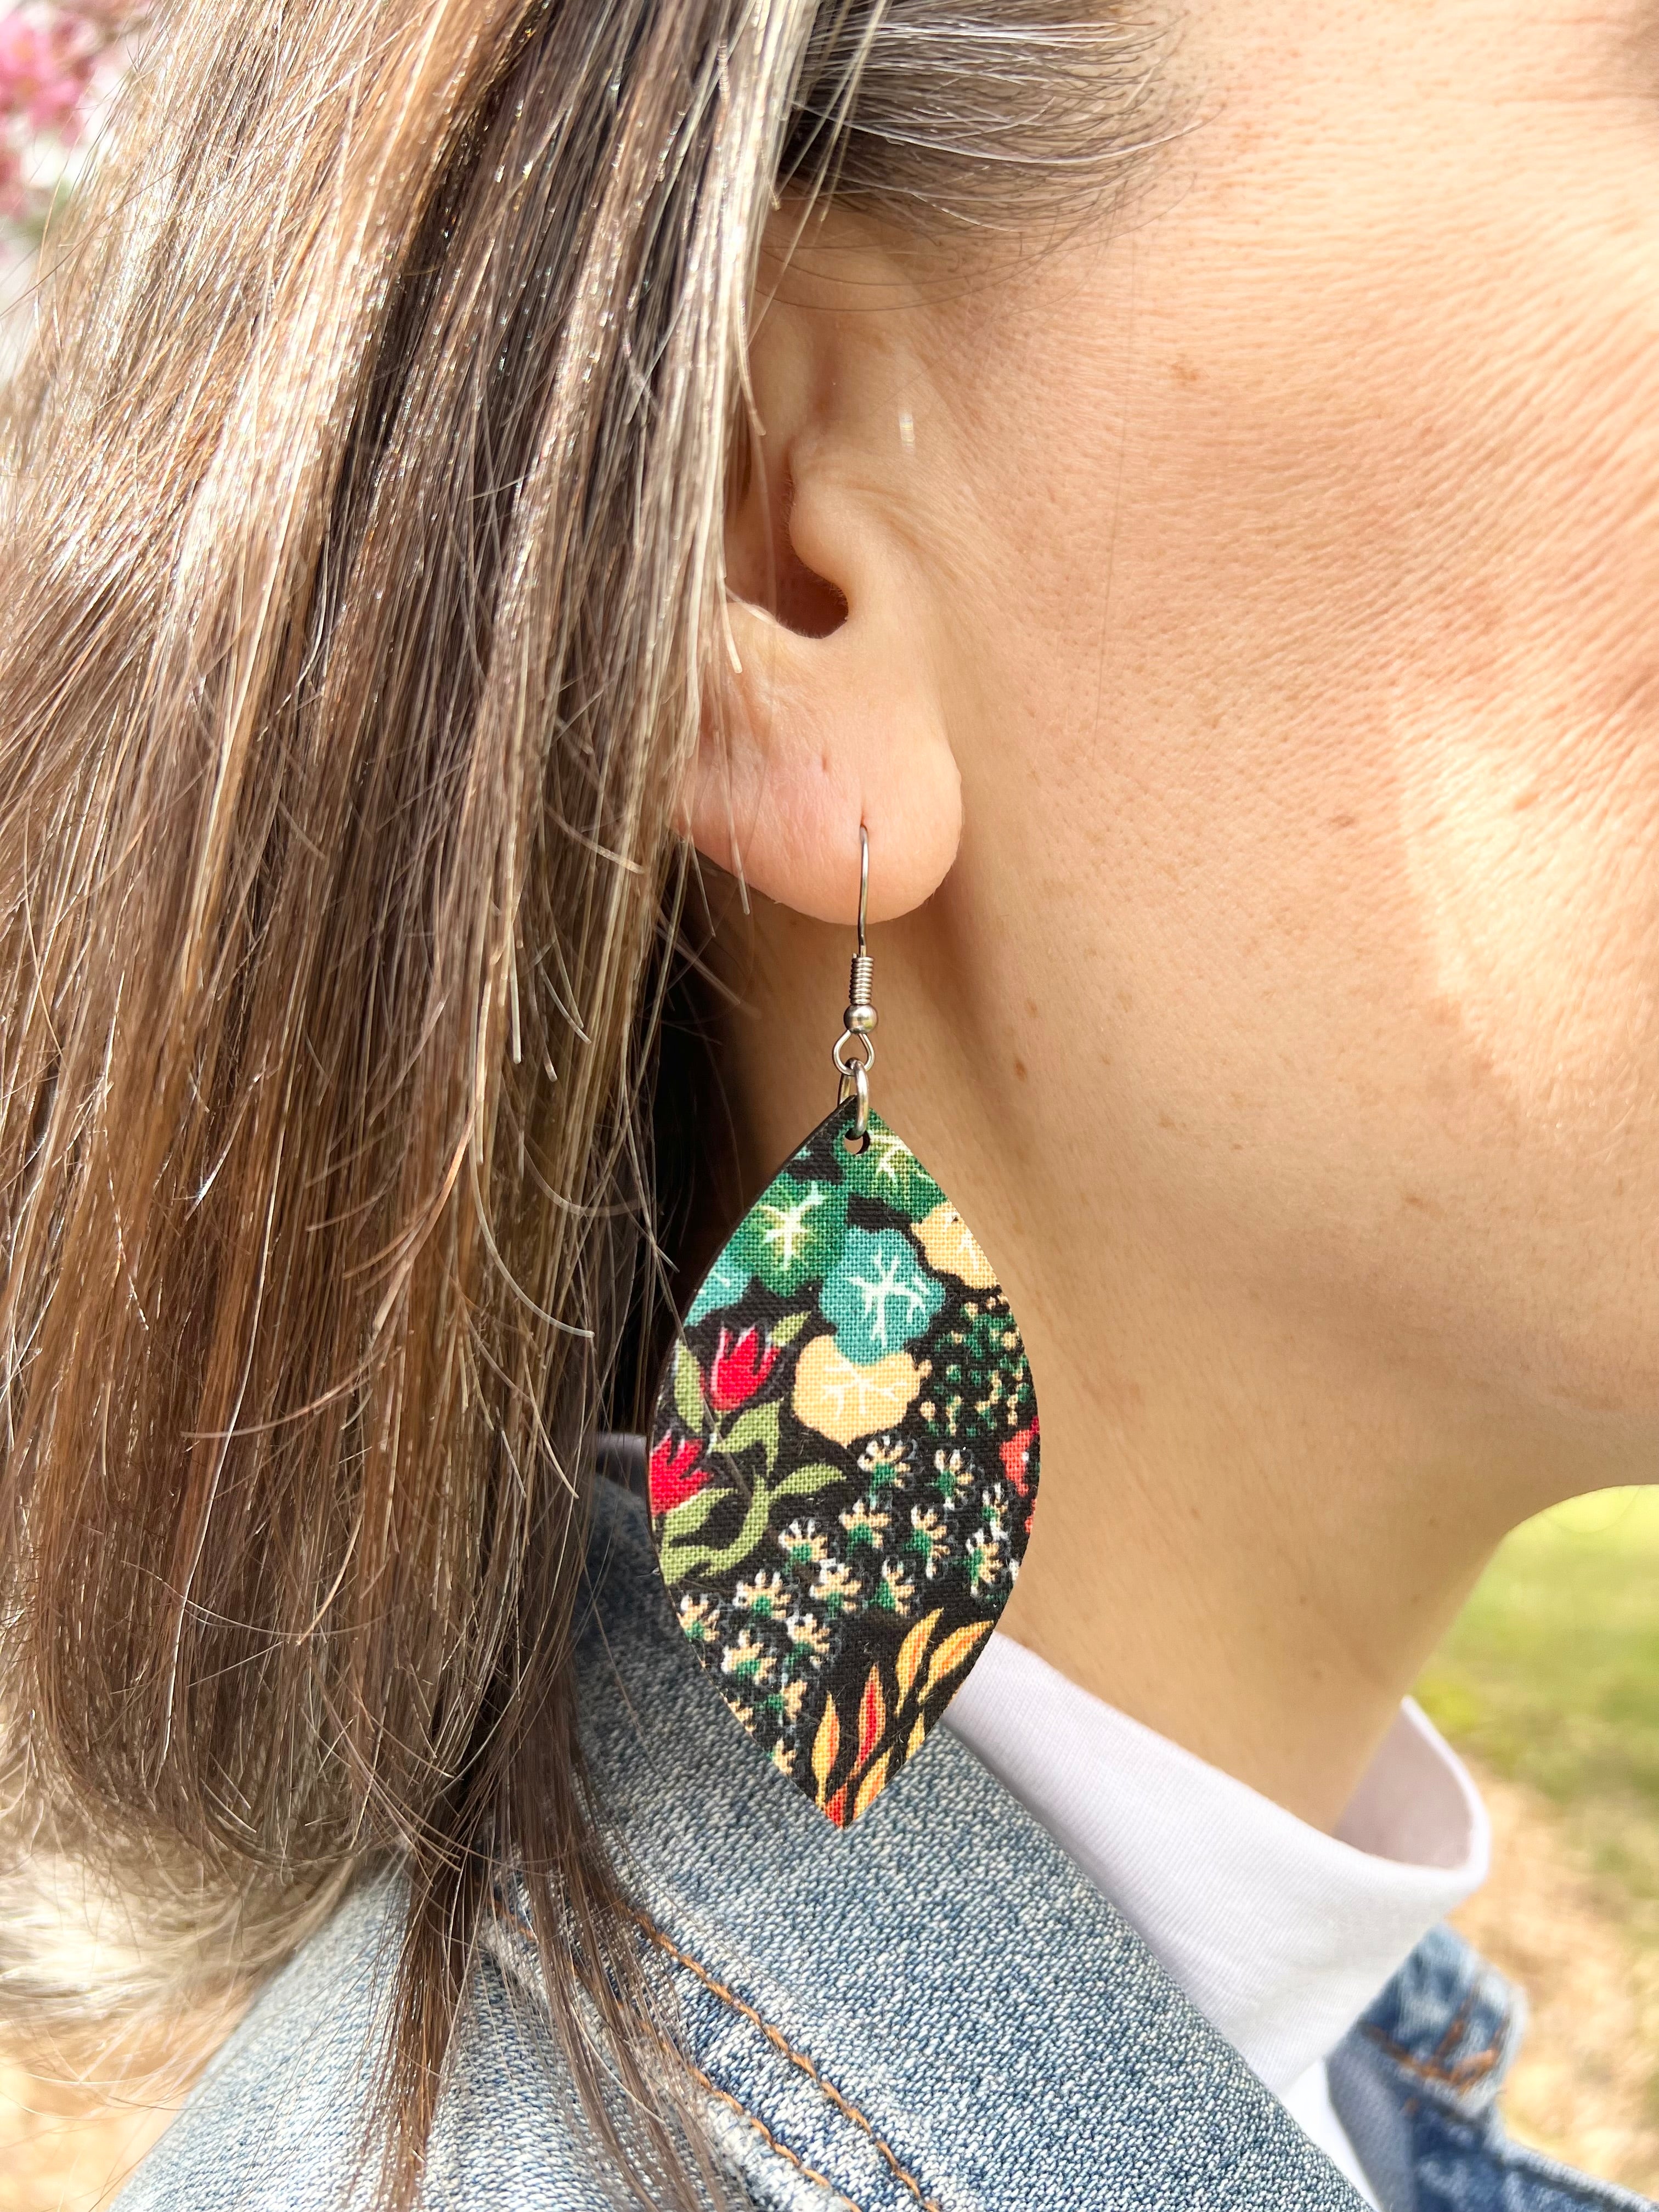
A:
0 1 1167 2202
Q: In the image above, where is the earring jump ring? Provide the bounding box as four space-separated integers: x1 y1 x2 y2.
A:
833 1032 876 1142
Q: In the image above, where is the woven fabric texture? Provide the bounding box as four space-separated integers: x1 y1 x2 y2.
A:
647 1107 1040 1825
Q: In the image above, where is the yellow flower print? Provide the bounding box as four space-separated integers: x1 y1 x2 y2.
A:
778 1519 830 1575
811 1558 863 1616
857 1432 914 1489
913 1200 997 1288
905 1503 952 1579
676 1592 720 1645
792 1334 922 1447
930 1447 973 1507
721 1630 775 1686
878 1558 917 1616
786 1608 831 1659
839 1498 891 1550
735 1568 788 1617
966 1529 1007 1596
979 1477 1012 1534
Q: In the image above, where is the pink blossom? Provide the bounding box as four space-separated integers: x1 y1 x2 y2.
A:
0 5 146 238
0 14 97 143
0 6 145 151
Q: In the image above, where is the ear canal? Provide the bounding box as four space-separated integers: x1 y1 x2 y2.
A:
728 458 848 639
770 548 848 640
647 1105 1041 1826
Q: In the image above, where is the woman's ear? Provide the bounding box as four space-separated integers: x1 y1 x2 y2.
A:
684 223 963 926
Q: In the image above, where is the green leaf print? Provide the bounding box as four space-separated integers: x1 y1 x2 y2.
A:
844 1124 945 1218
736 1173 849 1297
770 1309 811 1347
658 1486 733 1544
715 1401 781 1474
672 1340 707 1434
659 1480 773 1587
771 1461 842 1499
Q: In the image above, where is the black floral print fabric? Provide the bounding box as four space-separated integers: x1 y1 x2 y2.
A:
647 1105 1041 1826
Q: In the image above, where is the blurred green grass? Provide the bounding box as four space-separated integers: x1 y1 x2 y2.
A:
1417 1487 1659 1906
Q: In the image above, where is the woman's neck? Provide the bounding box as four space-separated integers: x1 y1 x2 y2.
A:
713 888 1645 1832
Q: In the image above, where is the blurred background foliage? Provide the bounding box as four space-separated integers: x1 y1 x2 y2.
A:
1418 1490 1659 2194
1421 1489 1659 1908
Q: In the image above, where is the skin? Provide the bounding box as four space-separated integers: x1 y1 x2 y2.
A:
687 0 1659 1829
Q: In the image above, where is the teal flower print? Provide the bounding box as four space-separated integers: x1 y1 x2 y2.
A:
819 1226 944 1366
687 1244 754 1326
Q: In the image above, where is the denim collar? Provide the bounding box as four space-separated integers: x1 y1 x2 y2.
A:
534 1469 1366 2211
941 1629 1487 2095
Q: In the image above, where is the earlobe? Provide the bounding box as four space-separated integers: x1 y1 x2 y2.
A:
688 572 962 926
684 232 962 927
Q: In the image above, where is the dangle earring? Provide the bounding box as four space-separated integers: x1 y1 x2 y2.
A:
647 828 1041 1826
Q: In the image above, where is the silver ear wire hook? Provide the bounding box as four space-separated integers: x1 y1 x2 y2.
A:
832 825 877 1146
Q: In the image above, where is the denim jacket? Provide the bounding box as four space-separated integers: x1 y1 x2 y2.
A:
119 1472 1652 2212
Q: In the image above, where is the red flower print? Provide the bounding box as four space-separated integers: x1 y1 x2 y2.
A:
649 1435 709 1515
1000 1418 1039 1499
707 1324 780 1414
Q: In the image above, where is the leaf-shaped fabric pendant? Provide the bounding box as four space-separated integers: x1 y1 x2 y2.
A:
647 1103 1041 1827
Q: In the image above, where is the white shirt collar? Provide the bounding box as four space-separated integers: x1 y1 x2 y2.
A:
941 1628 1490 2095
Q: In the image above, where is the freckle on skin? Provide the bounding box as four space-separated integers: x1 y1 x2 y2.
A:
1013 1058 1028 1082
1330 812 1356 830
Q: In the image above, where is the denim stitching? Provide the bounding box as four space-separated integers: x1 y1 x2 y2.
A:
668 2042 866 2212
623 1906 947 2212
1431 1992 1478 2069
1361 2019 1504 2094
489 1887 940 2212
